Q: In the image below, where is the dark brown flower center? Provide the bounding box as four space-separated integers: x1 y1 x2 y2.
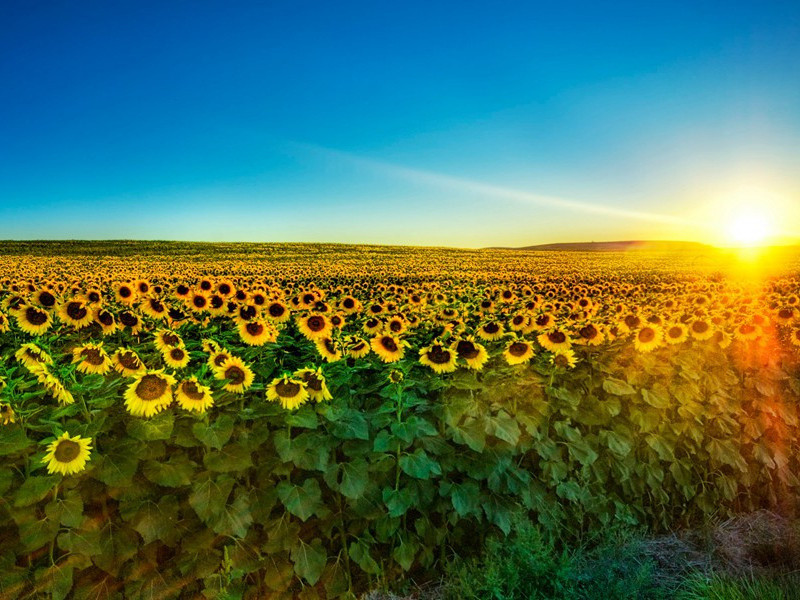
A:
119 312 138 327
547 331 567 344
691 321 709 333
66 301 87 320
579 325 598 340
192 295 207 309
213 353 229 367
39 291 56 307
268 303 286 317
638 328 656 343
380 336 398 352
427 345 452 364
225 366 245 384
508 342 529 357
343 298 355 309
246 322 264 336
81 348 104 365
668 326 683 338
170 348 185 361
181 381 205 400
26 307 48 325
54 440 81 462
484 322 499 334
98 311 114 326
456 340 479 359
625 315 641 329
276 381 301 397
118 286 132 298
135 375 168 401
118 351 141 370
307 316 325 332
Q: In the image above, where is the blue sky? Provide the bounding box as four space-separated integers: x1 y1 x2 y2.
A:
1 0 798 246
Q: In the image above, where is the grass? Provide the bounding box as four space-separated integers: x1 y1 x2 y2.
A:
676 573 800 600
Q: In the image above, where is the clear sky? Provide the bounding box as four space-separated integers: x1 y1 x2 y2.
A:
1 0 798 247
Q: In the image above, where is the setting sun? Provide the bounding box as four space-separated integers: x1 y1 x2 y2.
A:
726 207 773 246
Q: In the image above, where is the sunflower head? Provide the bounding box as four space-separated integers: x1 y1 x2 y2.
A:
176 378 214 413
43 432 92 476
266 376 309 410
124 371 176 417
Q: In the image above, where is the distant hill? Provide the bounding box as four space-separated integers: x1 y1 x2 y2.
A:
490 240 714 252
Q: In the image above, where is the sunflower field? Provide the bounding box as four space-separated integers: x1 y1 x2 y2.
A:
1 241 800 599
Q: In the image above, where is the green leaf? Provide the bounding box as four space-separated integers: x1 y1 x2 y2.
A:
34 564 73 600
142 454 198 487
44 490 84 528
446 481 480 517
13 475 59 507
393 536 418 571
325 458 369 499
277 479 324 522
203 443 253 472
706 438 744 469
603 431 632 457
645 434 675 461
391 416 437 443
382 486 416 517
603 378 636 396
642 387 670 409
327 408 369 440
193 415 235 450
291 538 327 585
209 489 252 538
189 473 235 522
484 410 521 445
0 427 31 456
285 406 319 429
13 508 60 551
399 449 441 479
119 495 180 545
126 412 174 440
567 440 599 466
0 468 13 495
92 439 140 487
349 540 380 575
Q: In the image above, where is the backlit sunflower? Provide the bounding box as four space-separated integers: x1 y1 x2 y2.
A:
72 343 112 375
477 321 505 341
0 402 15 426
451 336 489 371
297 313 332 340
734 322 762 342
124 371 176 417
634 325 662 353
43 432 92 476
112 348 146 377
419 341 458 373
371 334 405 363
15 343 54 369
789 327 800 348
504 339 534 365
345 336 371 358
163 346 190 369
265 300 290 322
537 329 572 352
266 376 309 410
58 299 93 329
689 319 714 341
575 323 604 346
175 377 214 413
550 348 577 369
713 330 732 349
316 337 343 362
94 307 119 335
238 319 277 346
15 305 52 335
118 310 143 335
293 367 332 402
664 323 689 345
214 356 254 394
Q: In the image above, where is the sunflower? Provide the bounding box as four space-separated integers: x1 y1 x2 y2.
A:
634 325 662 353
664 323 689 345
94 307 119 335
537 329 572 352
503 339 534 365
345 336 371 358
43 432 92 476
339 296 362 314
362 317 383 335
265 300 291 322
154 329 184 352
477 321 505 341
213 356 254 394
238 319 277 346
316 337 343 362
508 313 529 333
713 330 732 349
451 337 489 371
187 291 210 313
371 334 405 363
216 279 236 298
550 348 577 369
134 279 151 297
266 376 309 410
202 339 222 354
789 327 800 348
530 313 556 332
0 310 8 333
118 310 143 335
175 377 214 413
208 348 233 371
140 297 169 320
419 341 458 373
112 348 146 377
689 319 714 341
296 313 332 340
293 367 332 402
32 288 59 309
734 322 762 342
387 369 404 384
0 402 15 426
776 307 797 325
15 343 54 369
15 305 52 335
58 299 93 329
575 323 604 346
329 313 346 329
72 343 112 375
124 371 175 417
163 346 190 369
115 283 136 305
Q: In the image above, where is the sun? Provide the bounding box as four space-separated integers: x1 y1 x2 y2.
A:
726 207 773 246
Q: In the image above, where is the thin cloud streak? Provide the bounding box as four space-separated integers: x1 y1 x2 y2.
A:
292 141 685 225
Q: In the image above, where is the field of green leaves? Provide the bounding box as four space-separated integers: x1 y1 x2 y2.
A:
1 241 799 599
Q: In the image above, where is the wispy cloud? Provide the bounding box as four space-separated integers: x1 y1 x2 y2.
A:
291 141 685 225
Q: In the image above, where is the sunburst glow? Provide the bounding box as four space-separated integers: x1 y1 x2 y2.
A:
726 207 773 246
